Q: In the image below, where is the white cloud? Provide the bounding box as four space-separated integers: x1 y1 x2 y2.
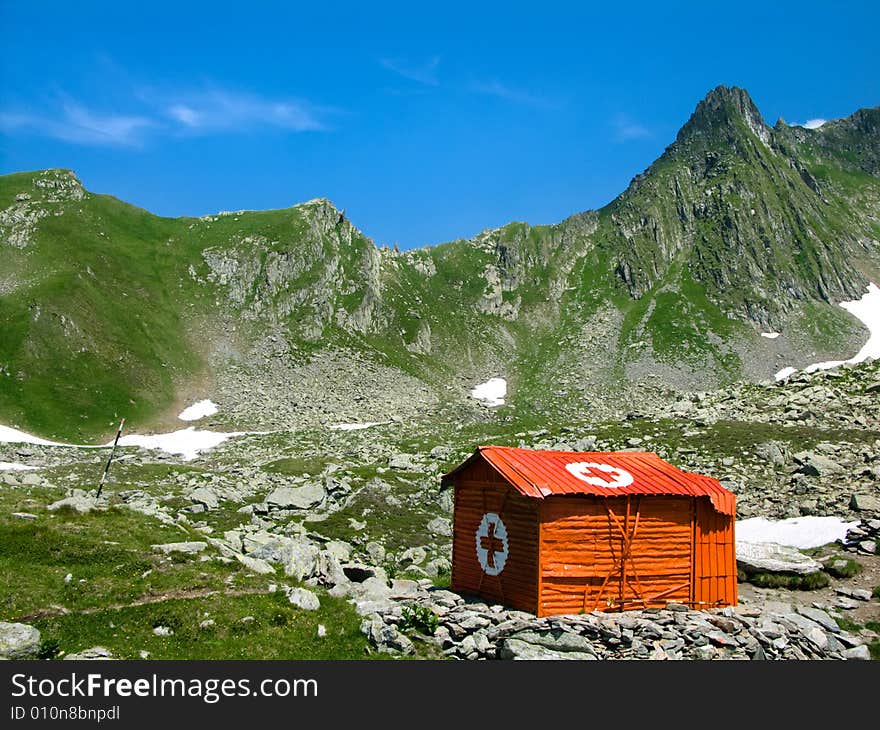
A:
380 56 440 86
162 90 328 133
0 103 154 147
0 86 332 147
613 113 652 141
469 80 554 109
800 118 827 129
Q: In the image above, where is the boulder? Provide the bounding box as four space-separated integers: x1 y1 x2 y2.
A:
850 494 880 512
235 554 275 575
398 546 427 568
843 645 871 660
152 542 207 555
427 517 452 537
266 484 325 510
285 587 320 611
499 635 597 661
0 622 40 659
736 541 822 575
388 453 419 470
283 540 321 581
365 541 386 565
755 441 786 466
794 452 843 477
48 490 98 514
189 487 219 510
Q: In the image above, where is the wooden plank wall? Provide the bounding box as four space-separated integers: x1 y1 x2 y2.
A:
539 496 693 615
451 477 539 614
692 497 738 608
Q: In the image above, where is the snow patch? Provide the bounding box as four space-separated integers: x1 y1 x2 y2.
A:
800 118 827 129
0 425 66 447
116 428 244 461
736 516 858 550
470 377 507 407
1 422 252 461
774 282 880 381
761 332 780 339
0 462 39 471
178 399 219 422
774 366 797 380
329 422 387 431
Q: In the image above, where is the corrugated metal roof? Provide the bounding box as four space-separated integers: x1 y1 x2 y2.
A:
442 446 735 516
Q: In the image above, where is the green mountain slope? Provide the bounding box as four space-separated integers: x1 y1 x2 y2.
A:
1 86 878 441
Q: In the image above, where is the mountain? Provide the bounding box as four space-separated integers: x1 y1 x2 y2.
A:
1 86 879 441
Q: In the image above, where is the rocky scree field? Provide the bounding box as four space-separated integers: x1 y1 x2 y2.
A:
0 359 878 660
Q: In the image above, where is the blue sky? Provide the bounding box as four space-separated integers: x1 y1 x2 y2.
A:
1 1 877 249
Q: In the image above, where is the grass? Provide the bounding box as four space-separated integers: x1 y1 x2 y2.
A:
739 570 830 590
822 555 864 579
35 590 370 660
0 481 371 659
834 616 863 633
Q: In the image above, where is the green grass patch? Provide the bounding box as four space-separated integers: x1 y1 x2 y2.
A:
822 555 864 579
263 456 329 477
740 570 830 590
34 590 370 660
834 616 862 633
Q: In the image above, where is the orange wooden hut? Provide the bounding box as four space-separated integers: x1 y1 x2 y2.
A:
442 446 736 616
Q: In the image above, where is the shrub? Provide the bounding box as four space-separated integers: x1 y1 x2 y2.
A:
37 639 61 660
400 604 439 636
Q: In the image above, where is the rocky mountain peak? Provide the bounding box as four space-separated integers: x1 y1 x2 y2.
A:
676 84 771 148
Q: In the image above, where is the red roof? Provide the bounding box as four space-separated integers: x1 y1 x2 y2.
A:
442 445 735 516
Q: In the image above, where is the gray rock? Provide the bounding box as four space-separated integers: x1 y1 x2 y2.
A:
850 494 880 512
235 554 276 574
755 441 786 466
425 557 451 577
843 645 871 660
282 540 321 581
64 646 116 660
360 614 414 655
152 541 207 555
794 452 843 477
398 546 427 567
0 622 40 659
437 489 454 514
325 540 352 563
427 517 452 537
795 607 839 633
736 541 822 575
266 483 325 510
189 487 219 510
285 587 320 611
388 453 419 470
365 541 386 565
859 540 877 554
351 576 392 602
499 637 596 660
48 490 98 514
429 445 452 460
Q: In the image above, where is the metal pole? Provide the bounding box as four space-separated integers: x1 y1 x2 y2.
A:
96 418 125 498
